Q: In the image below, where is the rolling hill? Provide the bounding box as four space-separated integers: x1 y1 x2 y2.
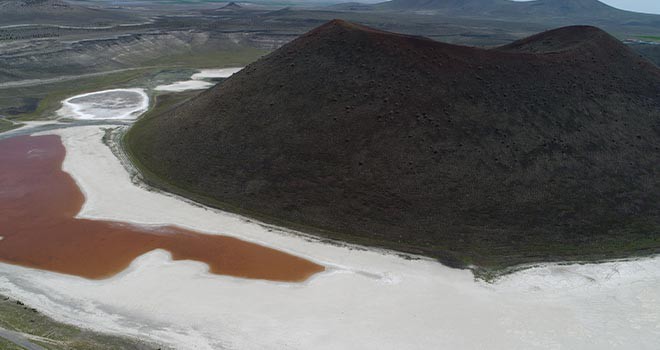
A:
376 0 500 12
375 0 660 27
0 0 143 25
127 20 660 269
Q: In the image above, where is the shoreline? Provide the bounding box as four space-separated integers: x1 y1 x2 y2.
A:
0 125 656 349
57 88 150 120
113 124 660 282
0 133 324 282
0 292 163 350
0 125 653 349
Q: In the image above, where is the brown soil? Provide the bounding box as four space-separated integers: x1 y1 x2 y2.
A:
0 135 324 281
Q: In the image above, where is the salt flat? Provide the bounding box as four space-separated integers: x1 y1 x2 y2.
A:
0 125 658 350
153 80 214 92
191 68 243 80
57 88 149 120
155 67 243 92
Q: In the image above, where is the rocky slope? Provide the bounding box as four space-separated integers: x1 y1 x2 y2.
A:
128 20 660 268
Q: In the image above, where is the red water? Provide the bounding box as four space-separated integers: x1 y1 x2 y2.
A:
0 135 324 281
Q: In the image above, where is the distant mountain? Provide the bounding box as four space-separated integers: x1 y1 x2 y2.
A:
328 2 374 11
207 1 244 12
0 0 142 25
492 0 641 18
221 1 242 10
0 0 73 11
375 0 660 25
127 20 660 269
377 0 500 12
201 1 247 15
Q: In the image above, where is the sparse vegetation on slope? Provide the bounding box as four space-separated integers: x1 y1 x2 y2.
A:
0 0 143 26
0 48 266 121
127 20 660 270
0 119 20 133
0 294 160 350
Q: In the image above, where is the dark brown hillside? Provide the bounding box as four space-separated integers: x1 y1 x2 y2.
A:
128 20 660 269
499 25 634 53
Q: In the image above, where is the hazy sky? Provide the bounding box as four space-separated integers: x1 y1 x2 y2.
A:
600 0 660 14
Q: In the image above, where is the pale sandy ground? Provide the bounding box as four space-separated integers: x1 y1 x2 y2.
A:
0 125 658 350
190 68 243 80
56 88 149 120
153 80 214 92
155 67 243 92
7 120 64 133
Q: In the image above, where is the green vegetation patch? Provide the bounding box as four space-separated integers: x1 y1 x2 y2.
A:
0 48 267 122
0 68 151 122
639 35 660 41
0 337 26 350
0 119 22 133
140 48 268 69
